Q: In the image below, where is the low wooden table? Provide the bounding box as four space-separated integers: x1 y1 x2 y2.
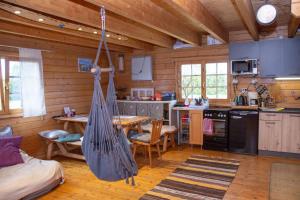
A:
46 115 150 160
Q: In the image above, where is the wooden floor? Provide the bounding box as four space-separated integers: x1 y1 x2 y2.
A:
40 146 300 200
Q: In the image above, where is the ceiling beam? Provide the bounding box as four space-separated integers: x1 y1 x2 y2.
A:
83 0 201 45
288 0 300 37
2 0 174 48
152 0 228 43
0 17 132 52
0 9 152 50
231 0 259 41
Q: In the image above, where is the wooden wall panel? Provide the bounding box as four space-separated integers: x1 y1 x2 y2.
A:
0 35 112 157
115 40 300 108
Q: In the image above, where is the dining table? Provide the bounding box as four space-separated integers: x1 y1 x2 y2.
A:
54 114 151 135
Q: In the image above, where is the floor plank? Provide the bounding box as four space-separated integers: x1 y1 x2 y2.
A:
40 146 300 200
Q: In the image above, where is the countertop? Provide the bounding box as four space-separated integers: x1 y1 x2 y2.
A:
259 108 300 114
117 100 176 103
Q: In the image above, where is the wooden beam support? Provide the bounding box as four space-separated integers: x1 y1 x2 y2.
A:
0 9 152 50
288 0 300 37
0 17 132 52
231 0 259 41
83 0 201 45
2 0 174 48
152 0 228 43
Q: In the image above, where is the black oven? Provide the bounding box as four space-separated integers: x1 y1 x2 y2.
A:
203 109 230 151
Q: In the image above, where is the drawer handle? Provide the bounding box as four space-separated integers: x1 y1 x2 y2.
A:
266 121 276 124
290 115 300 118
265 114 276 117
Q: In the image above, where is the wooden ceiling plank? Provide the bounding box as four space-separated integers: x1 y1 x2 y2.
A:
0 17 132 52
0 9 152 50
83 0 201 45
152 0 228 43
2 0 173 48
289 0 300 37
231 0 259 41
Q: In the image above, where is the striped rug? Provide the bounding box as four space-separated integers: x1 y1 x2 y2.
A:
140 155 240 200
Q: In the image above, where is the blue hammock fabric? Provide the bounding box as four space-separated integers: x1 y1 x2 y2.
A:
82 7 137 185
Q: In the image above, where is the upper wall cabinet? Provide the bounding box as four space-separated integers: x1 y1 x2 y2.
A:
282 37 300 76
259 39 284 77
229 41 260 60
229 37 300 77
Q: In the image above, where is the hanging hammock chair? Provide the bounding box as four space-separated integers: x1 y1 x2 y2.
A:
81 7 138 184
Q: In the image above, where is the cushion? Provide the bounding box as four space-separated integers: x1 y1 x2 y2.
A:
0 126 13 138
0 136 22 148
0 136 23 167
130 133 151 143
0 143 23 167
55 133 81 143
141 124 177 135
39 130 69 140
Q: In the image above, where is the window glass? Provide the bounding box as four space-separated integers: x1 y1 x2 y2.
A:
9 61 22 109
206 62 228 99
181 64 201 99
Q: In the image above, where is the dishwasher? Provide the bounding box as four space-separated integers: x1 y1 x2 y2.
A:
228 110 259 155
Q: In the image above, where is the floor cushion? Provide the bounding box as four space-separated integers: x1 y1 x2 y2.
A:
0 151 64 200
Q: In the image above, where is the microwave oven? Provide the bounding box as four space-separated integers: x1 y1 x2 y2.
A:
231 59 258 75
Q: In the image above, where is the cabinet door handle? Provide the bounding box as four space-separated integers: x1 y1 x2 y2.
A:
231 116 242 119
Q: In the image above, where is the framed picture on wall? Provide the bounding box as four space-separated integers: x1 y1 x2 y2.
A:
78 58 93 72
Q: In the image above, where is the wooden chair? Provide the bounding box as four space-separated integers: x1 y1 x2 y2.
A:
131 120 163 167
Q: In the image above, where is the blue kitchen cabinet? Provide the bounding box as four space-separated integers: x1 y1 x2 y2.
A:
259 39 284 77
282 37 300 76
229 41 260 60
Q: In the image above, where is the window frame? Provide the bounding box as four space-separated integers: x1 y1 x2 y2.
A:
0 56 23 115
176 59 230 102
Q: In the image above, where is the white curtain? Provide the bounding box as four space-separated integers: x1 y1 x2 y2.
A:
19 48 46 117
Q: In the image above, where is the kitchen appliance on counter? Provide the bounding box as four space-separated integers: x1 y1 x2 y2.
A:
233 95 248 106
203 108 230 151
228 110 258 155
248 92 258 106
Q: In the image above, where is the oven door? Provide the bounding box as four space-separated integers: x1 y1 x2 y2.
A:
212 119 226 137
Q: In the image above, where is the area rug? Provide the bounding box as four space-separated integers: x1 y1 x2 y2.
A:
270 163 300 200
140 155 240 200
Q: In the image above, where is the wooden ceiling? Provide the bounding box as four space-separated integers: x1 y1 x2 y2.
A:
0 0 298 52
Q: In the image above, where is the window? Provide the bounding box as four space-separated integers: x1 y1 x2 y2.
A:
0 57 22 114
206 62 228 99
180 64 201 99
179 61 228 100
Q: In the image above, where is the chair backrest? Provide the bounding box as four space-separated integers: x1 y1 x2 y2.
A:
150 120 163 144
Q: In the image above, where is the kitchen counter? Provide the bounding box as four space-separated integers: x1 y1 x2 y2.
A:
259 108 300 114
117 100 176 103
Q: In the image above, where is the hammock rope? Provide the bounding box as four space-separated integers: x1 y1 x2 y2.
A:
82 6 138 185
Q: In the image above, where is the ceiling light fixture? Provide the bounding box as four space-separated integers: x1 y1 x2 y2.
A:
106 34 110 37
93 31 98 34
38 18 44 22
256 2 277 25
14 10 21 15
78 27 82 31
118 36 122 40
